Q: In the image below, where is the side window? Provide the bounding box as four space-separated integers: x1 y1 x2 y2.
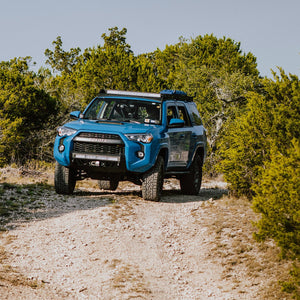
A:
177 105 191 127
167 106 177 124
188 103 203 126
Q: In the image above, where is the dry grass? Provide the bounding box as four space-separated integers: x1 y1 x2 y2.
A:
106 259 152 297
0 233 42 289
76 179 100 190
107 198 138 223
198 195 293 299
0 164 53 185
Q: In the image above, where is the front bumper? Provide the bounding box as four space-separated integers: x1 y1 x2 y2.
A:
53 132 160 174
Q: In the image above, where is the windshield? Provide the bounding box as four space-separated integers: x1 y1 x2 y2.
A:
84 97 161 124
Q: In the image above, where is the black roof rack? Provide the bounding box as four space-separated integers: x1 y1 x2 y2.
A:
160 90 193 102
98 89 193 102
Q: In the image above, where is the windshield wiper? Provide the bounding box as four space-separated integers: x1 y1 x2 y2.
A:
96 119 123 124
123 119 141 124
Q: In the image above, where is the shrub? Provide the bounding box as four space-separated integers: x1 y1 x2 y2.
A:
252 142 300 297
252 142 300 258
218 70 300 197
0 58 57 166
217 70 300 297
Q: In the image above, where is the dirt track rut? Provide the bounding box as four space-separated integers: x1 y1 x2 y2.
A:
0 179 289 299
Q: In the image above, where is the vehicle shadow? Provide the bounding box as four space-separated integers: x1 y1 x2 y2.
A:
73 186 228 204
0 182 228 230
161 187 228 203
0 183 115 230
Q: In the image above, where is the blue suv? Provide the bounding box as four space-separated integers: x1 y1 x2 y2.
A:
54 89 206 201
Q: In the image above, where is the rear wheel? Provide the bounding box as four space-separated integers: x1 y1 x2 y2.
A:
180 154 203 195
142 156 164 201
98 179 119 191
54 162 76 195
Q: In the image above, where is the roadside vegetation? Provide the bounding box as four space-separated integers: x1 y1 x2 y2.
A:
0 26 299 297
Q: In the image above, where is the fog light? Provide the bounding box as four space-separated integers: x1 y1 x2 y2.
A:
136 151 144 159
58 144 65 152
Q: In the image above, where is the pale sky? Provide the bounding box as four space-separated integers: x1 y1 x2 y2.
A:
0 0 299 77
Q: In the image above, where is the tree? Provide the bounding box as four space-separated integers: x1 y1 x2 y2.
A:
101 27 132 53
172 35 259 149
44 36 81 74
135 54 163 92
69 27 138 106
0 57 57 165
149 35 260 173
218 69 300 195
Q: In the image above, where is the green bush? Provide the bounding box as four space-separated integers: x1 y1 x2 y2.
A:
218 70 300 196
281 262 300 297
253 142 300 297
0 58 57 166
217 92 273 196
218 70 300 297
252 142 300 258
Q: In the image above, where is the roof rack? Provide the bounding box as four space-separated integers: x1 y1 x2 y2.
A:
98 89 193 102
160 90 193 102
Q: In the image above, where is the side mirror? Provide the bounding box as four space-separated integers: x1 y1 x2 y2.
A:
168 118 185 128
70 111 81 120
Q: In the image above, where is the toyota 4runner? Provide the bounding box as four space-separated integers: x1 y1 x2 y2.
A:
53 89 206 201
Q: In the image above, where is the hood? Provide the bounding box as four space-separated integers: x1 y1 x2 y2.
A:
65 119 160 135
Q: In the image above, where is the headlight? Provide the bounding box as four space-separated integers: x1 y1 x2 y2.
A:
57 126 77 137
125 133 153 144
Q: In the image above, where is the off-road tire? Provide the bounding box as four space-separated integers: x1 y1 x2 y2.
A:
142 156 164 201
54 162 76 195
98 180 119 191
180 154 203 195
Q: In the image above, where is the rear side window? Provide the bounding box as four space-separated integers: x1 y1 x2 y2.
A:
177 105 191 127
188 103 203 126
167 105 178 124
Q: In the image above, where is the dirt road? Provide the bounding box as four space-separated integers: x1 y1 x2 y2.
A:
0 176 290 299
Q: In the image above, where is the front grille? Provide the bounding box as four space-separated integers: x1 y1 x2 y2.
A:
73 142 124 155
72 132 125 157
76 132 121 141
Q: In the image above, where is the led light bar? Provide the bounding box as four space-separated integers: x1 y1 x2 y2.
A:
72 153 120 162
105 89 161 99
98 89 193 102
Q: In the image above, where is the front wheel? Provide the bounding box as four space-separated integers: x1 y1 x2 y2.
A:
54 162 76 194
142 156 164 201
180 155 203 195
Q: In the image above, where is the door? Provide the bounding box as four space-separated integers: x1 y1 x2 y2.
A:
167 104 192 168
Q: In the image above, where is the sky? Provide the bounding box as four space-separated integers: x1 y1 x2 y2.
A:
0 0 299 78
